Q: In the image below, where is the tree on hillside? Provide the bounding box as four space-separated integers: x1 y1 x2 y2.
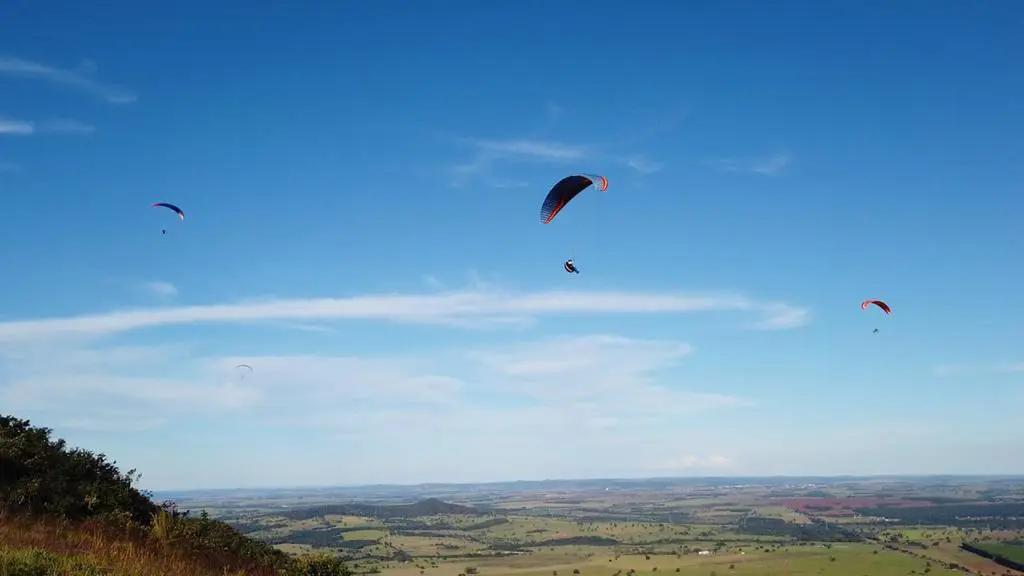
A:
0 415 157 523
0 413 353 576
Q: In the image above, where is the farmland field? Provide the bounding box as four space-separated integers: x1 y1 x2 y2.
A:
162 476 1024 576
968 540 1024 566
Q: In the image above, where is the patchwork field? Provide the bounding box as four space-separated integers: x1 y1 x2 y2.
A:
191 478 1024 576
378 545 960 576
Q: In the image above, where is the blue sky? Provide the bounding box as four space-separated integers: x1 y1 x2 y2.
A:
1 1 1022 491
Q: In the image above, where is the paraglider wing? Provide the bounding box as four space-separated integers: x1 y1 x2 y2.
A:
236 364 253 371
151 202 185 220
539 174 608 224
860 299 891 315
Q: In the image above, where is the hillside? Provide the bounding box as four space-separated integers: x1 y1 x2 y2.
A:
0 414 349 575
280 497 483 521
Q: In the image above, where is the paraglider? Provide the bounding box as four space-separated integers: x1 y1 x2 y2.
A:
541 174 607 272
236 364 253 379
151 202 184 235
539 174 608 225
861 299 891 333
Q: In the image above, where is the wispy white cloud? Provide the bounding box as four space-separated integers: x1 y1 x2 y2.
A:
141 280 179 300
613 106 690 150
469 334 747 412
709 152 793 175
469 138 589 162
0 118 34 135
0 117 96 135
449 136 636 188
0 280 805 486
475 334 691 380
448 129 592 188
449 159 528 188
422 274 445 289
621 155 664 175
749 303 810 330
0 333 752 485
0 56 136 104
448 103 680 188
0 286 810 343
39 118 96 134
269 322 339 334
449 140 539 188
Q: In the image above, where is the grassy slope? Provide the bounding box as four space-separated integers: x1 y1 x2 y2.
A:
0 513 276 576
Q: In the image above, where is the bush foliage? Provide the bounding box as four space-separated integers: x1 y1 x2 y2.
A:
0 414 350 576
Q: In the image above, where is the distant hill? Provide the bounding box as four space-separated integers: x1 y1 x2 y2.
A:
0 413 349 576
281 497 484 520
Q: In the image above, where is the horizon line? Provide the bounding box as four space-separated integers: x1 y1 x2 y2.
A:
150 473 1024 494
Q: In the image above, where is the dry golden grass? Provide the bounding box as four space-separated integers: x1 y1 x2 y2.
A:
377 545 961 576
387 535 485 556
274 542 316 556
327 515 381 526
0 513 280 576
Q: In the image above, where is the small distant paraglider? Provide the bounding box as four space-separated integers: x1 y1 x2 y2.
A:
151 202 184 235
236 364 253 379
564 259 580 274
861 299 891 333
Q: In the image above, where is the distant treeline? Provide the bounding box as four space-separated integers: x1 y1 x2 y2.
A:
512 507 692 525
854 503 1024 528
573 513 692 525
384 517 505 533
464 518 509 530
487 535 620 551
898 496 978 504
222 519 290 534
960 542 1024 572
280 498 483 521
256 526 380 550
534 535 619 547
575 509 692 521
389 529 457 538
737 517 862 543
224 519 375 536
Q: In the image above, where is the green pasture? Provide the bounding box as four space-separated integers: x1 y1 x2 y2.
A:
971 541 1024 564
327 514 384 526
345 529 388 541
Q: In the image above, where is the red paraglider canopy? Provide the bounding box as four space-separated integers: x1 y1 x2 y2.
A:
861 299 891 315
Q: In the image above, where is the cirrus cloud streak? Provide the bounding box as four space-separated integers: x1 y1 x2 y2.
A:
0 287 810 342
